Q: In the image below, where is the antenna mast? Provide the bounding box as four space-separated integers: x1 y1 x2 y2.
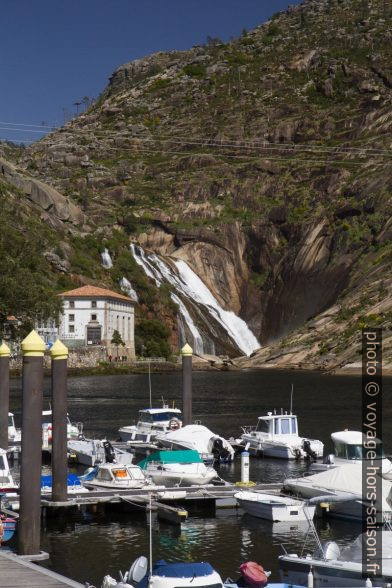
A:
290 383 294 414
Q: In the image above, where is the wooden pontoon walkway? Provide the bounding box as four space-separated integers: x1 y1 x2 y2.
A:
0 549 84 587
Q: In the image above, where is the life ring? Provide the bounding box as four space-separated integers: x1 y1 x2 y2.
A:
169 418 180 431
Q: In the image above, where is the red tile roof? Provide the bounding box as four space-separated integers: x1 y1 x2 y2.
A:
59 285 135 303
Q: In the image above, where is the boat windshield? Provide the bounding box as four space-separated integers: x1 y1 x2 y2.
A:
335 442 385 459
0 456 6 470
347 443 385 459
8 415 14 427
140 411 180 423
256 420 270 433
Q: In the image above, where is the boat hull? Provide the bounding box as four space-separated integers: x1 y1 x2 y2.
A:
235 492 315 522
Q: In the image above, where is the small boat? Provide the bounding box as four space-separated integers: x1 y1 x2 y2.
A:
0 448 18 494
67 438 133 467
234 491 315 522
309 430 392 479
119 405 182 444
138 450 217 487
80 462 155 491
236 411 323 460
156 424 234 463
284 463 392 523
0 513 16 544
279 496 392 586
99 556 302 588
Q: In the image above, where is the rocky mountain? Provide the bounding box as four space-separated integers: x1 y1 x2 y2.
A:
4 0 392 368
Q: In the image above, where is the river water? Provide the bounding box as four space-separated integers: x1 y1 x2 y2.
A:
8 370 392 586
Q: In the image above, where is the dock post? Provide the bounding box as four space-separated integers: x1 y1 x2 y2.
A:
18 330 45 556
0 342 10 450
50 340 69 503
181 343 193 426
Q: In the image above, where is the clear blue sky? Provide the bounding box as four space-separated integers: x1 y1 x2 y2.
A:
0 0 301 143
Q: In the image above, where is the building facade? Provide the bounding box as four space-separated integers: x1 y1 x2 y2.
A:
57 285 136 358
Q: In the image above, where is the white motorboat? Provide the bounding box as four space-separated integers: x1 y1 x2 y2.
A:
237 411 323 460
234 491 315 522
279 495 392 587
119 405 182 443
138 450 217 487
68 438 133 467
284 463 392 523
80 462 156 491
156 424 234 463
309 430 392 479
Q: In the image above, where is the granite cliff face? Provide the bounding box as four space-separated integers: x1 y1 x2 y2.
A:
5 0 392 367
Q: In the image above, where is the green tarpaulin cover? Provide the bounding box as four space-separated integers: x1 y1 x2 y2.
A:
138 450 202 469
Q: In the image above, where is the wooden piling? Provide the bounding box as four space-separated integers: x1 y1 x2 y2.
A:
51 340 69 503
181 343 193 426
0 342 10 450
18 330 45 556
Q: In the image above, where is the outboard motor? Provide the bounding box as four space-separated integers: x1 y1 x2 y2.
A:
303 440 317 460
103 441 116 464
212 438 224 464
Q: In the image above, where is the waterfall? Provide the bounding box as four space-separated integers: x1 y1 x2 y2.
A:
101 248 113 269
174 260 260 356
120 277 138 302
130 243 260 356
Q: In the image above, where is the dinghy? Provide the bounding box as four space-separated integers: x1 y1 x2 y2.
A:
68 438 133 467
234 491 315 522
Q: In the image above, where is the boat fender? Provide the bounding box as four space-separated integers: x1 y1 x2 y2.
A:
169 418 180 431
0 517 3 544
239 561 269 588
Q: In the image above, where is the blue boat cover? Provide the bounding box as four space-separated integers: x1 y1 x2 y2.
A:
40 474 82 488
138 450 202 469
137 560 215 588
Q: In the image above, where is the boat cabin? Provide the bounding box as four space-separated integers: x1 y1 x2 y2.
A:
256 412 299 437
0 448 16 491
8 412 18 440
137 407 182 429
94 464 146 485
332 430 385 460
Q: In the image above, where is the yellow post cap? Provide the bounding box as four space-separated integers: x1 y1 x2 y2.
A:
0 342 11 357
181 343 193 356
21 330 46 356
50 339 68 360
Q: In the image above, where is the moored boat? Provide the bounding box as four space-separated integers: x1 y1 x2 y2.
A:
156 424 234 463
234 491 315 522
138 450 218 487
119 405 182 444
80 462 156 491
236 411 323 460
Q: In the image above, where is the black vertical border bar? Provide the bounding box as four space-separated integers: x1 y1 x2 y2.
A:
362 327 382 580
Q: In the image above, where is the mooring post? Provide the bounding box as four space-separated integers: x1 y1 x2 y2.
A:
181 343 193 426
0 342 10 450
18 330 45 556
50 339 69 503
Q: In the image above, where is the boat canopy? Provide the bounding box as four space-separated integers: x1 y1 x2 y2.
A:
138 450 202 469
137 561 217 588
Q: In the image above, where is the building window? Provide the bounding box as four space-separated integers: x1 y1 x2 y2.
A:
69 314 75 322
69 325 75 333
91 314 97 321
69 301 75 309
92 301 97 308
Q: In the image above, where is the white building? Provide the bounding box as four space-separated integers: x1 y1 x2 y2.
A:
57 285 136 358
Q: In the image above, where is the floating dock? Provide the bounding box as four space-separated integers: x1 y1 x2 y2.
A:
0 548 84 587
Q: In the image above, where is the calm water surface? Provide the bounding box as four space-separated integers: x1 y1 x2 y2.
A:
8 370 392 585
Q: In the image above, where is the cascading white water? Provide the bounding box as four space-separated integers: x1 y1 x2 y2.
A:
101 248 113 269
174 260 260 356
119 277 138 302
130 243 260 356
130 244 206 353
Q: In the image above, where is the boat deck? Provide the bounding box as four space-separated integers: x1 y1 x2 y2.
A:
0 549 84 587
